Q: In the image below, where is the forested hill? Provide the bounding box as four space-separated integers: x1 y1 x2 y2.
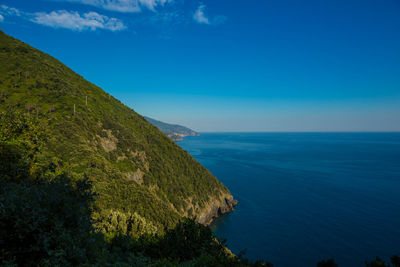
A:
0 30 236 230
145 116 199 141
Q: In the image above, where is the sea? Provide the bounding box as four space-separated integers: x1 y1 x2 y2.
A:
178 133 400 267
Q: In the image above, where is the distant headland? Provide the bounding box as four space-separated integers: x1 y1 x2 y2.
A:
145 116 200 141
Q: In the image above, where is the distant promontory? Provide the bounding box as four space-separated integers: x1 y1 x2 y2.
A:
145 116 200 141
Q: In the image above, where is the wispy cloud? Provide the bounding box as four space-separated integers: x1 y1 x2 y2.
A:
193 4 226 26
31 10 126 31
1 5 21 17
193 4 209 24
139 0 172 11
1 1 226 36
0 5 126 32
144 9 186 39
63 0 173 13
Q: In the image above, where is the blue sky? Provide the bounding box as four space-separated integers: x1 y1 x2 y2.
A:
1 0 399 131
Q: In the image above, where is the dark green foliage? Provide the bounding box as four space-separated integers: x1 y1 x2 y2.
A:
162 219 218 261
365 256 400 267
0 109 47 181
0 175 100 266
0 141 29 182
366 257 389 267
392 255 400 267
134 219 273 266
0 29 231 231
142 219 225 261
0 110 102 266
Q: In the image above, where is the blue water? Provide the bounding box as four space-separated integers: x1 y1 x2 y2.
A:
178 133 400 267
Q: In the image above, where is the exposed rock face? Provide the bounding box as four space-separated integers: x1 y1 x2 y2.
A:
126 169 144 184
197 194 238 225
97 129 118 152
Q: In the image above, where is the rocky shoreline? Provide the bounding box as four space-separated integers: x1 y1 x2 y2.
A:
169 132 200 142
197 195 238 225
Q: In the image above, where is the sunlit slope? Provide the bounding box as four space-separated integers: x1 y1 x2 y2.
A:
0 30 236 229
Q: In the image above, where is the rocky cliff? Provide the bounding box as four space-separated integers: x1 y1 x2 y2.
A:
197 193 238 225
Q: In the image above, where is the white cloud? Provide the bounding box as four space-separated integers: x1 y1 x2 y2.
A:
66 0 140 12
0 14 4 22
0 5 126 32
193 4 227 26
193 4 209 24
64 0 172 12
138 0 171 11
1 5 21 16
31 10 126 31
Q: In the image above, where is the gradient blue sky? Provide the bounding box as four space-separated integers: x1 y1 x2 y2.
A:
1 0 399 131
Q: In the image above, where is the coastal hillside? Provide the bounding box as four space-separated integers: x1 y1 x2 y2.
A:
0 30 236 230
145 116 199 141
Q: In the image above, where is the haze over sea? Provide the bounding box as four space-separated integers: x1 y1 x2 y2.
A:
179 133 400 267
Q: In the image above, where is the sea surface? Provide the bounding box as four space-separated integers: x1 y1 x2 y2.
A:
178 133 400 267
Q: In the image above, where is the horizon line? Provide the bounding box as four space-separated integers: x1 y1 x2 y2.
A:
195 131 400 133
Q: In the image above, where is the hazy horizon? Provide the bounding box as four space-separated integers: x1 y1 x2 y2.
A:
1 0 399 132
191 131 400 133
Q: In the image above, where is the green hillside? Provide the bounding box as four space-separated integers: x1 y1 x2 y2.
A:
0 30 236 231
0 106 269 266
145 116 199 141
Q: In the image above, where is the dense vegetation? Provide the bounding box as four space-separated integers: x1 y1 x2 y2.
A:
145 116 199 141
0 110 271 266
0 30 232 232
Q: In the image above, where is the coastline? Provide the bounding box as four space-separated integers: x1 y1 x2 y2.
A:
197 195 238 226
